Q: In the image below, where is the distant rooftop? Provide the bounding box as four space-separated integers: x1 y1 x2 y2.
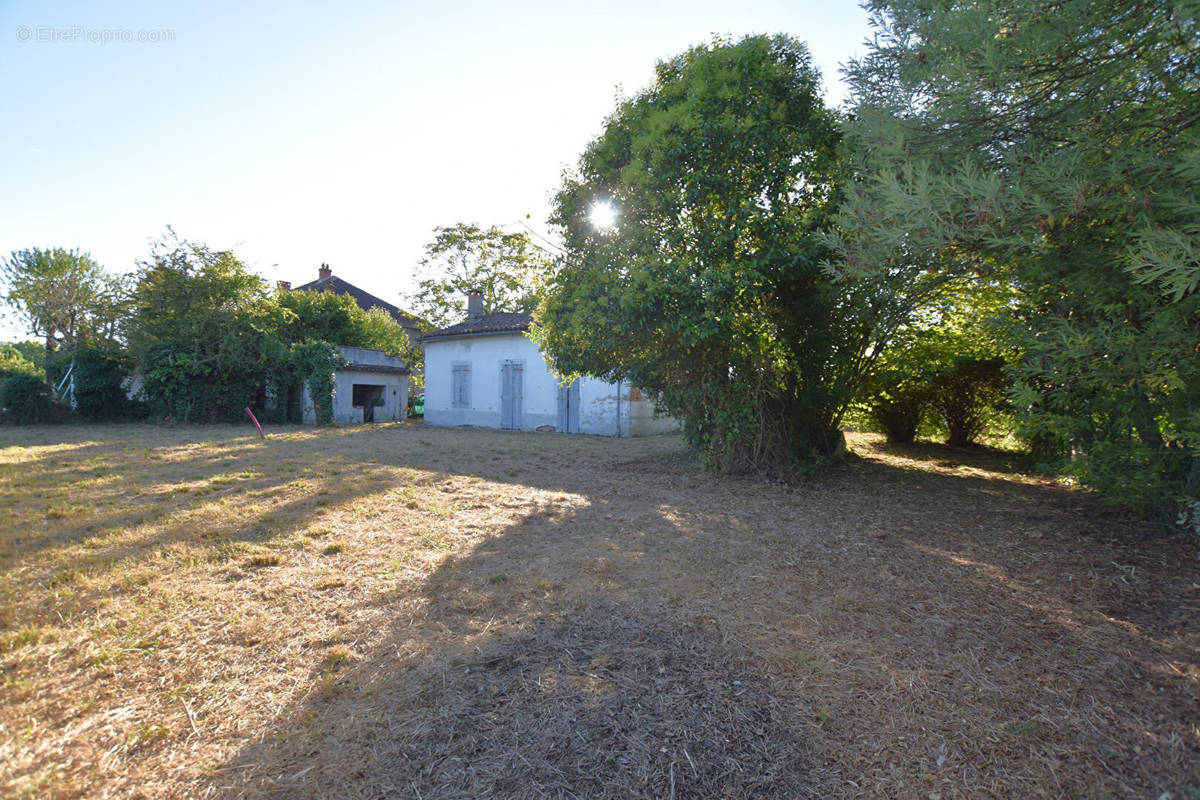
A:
290 264 423 332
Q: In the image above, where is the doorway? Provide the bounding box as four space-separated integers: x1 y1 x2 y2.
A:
352 383 385 423
500 361 524 429
556 379 581 433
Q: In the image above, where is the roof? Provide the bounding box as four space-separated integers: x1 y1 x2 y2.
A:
292 275 423 331
337 363 410 376
422 312 532 341
336 345 409 374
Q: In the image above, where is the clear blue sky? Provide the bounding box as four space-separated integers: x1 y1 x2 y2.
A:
0 0 873 337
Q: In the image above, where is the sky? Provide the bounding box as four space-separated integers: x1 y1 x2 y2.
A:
0 0 874 339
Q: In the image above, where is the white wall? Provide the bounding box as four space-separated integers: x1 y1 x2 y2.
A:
424 331 678 437
303 371 408 424
302 347 409 425
629 397 681 436
577 376 626 436
425 333 556 429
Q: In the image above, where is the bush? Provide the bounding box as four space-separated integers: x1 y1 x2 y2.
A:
928 357 1008 447
1 374 53 423
71 349 133 421
869 386 928 444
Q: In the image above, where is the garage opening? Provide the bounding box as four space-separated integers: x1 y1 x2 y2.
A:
352 383 385 423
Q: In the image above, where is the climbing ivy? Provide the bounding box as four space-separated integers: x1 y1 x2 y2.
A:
290 342 343 426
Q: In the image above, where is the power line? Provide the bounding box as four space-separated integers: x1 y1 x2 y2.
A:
513 219 567 257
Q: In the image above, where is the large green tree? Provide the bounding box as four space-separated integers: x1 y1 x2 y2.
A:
829 1 1200 521
537 35 870 472
128 232 279 422
409 223 550 328
1 247 127 355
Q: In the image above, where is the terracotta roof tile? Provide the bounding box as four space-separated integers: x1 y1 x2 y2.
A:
422 312 532 340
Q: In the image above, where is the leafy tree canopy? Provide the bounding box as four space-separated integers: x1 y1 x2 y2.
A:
0 343 40 379
128 231 275 352
1 247 127 354
831 0 1200 521
128 231 279 422
9 341 46 373
537 34 866 472
409 223 551 329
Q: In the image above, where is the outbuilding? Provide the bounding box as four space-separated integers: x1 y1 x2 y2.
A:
301 345 410 425
421 292 677 437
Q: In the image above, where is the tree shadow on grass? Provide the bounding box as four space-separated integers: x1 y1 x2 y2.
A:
6 424 1197 798
240 598 830 799
207 432 1200 799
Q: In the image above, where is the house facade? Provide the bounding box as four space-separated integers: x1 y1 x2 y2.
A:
422 293 678 437
301 345 410 425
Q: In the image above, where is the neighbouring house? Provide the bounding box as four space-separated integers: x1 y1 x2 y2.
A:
287 264 424 342
421 292 679 437
300 345 410 425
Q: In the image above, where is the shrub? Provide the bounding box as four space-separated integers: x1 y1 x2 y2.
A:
928 357 1008 447
71 349 133 422
867 368 930 444
1 374 53 423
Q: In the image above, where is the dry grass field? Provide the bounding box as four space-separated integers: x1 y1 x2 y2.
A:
0 422 1196 799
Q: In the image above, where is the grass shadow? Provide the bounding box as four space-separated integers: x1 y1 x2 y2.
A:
2 425 1197 799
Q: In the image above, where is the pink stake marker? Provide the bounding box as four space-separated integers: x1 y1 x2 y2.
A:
244 407 266 440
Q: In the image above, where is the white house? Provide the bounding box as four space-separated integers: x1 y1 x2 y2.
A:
422 293 678 437
302 345 410 425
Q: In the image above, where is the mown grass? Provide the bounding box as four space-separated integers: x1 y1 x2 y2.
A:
0 422 1196 799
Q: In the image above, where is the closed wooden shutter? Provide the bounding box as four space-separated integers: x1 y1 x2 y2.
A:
452 364 471 408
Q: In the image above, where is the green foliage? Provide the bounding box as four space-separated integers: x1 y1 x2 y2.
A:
277 290 368 348
129 231 277 422
0 344 39 379
0 374 53 423
9 341 45 372
538 35 863 473
832 1 1200 521
128 233 420 425
1007 289 1200 514
866 278 1015 446
868 377 927 444
1 248 127 354
69 349 135 422
141 341 213 423
290 342 343 426
410 223 550 329
276 289 422 392
359 307 423 390
930 357 1008 447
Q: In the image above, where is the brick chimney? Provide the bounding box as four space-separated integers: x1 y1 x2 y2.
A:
318 263 332 279
277 280 291 291
467 290 484 320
